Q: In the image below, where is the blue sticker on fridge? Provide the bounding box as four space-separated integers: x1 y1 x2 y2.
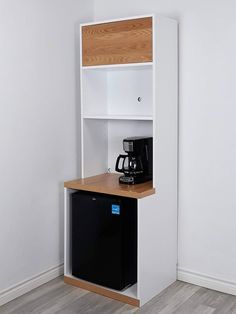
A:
112 204 120 215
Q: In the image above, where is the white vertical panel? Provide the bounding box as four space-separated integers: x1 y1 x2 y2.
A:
137 15 178 306
153 15 178 191
64 188 75 276
154 15 178 297
138 194 177 305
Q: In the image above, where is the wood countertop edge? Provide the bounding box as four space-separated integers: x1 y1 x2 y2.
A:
64 173 155 199
64 182 155 199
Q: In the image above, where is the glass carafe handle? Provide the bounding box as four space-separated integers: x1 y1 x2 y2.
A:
115 154 128 173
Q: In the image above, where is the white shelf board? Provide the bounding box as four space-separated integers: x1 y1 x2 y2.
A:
80 14 154 27
82 115 153 121
82 62 153 72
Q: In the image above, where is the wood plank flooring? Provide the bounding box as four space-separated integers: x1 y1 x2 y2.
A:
1 277 236 314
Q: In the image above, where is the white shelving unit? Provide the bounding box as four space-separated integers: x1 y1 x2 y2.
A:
64 14 178 307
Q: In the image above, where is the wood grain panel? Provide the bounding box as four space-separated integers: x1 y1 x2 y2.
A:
64 276 140 307
64 173 155 199
82 17 152 66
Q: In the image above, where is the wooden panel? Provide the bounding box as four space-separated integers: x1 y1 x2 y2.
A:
82 17 152 66
64 276 140 307
64 173 155 199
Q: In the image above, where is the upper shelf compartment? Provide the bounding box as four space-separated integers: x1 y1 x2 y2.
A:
82 17 153 66
82 64 153 117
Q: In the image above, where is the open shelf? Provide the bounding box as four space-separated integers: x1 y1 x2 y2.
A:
82 114 153 121
82 63 153 117
64 173 155 199
82 119 153 178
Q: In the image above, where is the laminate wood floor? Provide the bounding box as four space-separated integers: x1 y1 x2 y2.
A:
1 277 236 314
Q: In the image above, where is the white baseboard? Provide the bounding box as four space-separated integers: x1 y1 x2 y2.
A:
2 266 236 307
178 268 236 296
0 264 64 307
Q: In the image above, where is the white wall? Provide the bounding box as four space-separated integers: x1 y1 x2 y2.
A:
94 0 236 283
1 0 235 299
0 0 93 292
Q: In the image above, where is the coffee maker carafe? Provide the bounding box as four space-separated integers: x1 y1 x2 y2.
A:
115 137 153 184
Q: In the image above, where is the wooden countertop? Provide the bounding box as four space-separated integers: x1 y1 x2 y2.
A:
64 173 155 199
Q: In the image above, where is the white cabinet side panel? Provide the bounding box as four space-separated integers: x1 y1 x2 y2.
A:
138 195 177 306
137 16 178 306
153 16 178 189
64 188 75 276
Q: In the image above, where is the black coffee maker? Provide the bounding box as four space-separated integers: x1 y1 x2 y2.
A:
115 137 153 184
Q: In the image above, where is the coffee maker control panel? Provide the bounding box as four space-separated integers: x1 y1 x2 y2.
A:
123 141 133 152
120 176 134 184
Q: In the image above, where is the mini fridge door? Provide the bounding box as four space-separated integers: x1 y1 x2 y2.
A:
71 191 137 291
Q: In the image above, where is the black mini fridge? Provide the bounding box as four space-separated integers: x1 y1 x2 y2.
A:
71 190 137 291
